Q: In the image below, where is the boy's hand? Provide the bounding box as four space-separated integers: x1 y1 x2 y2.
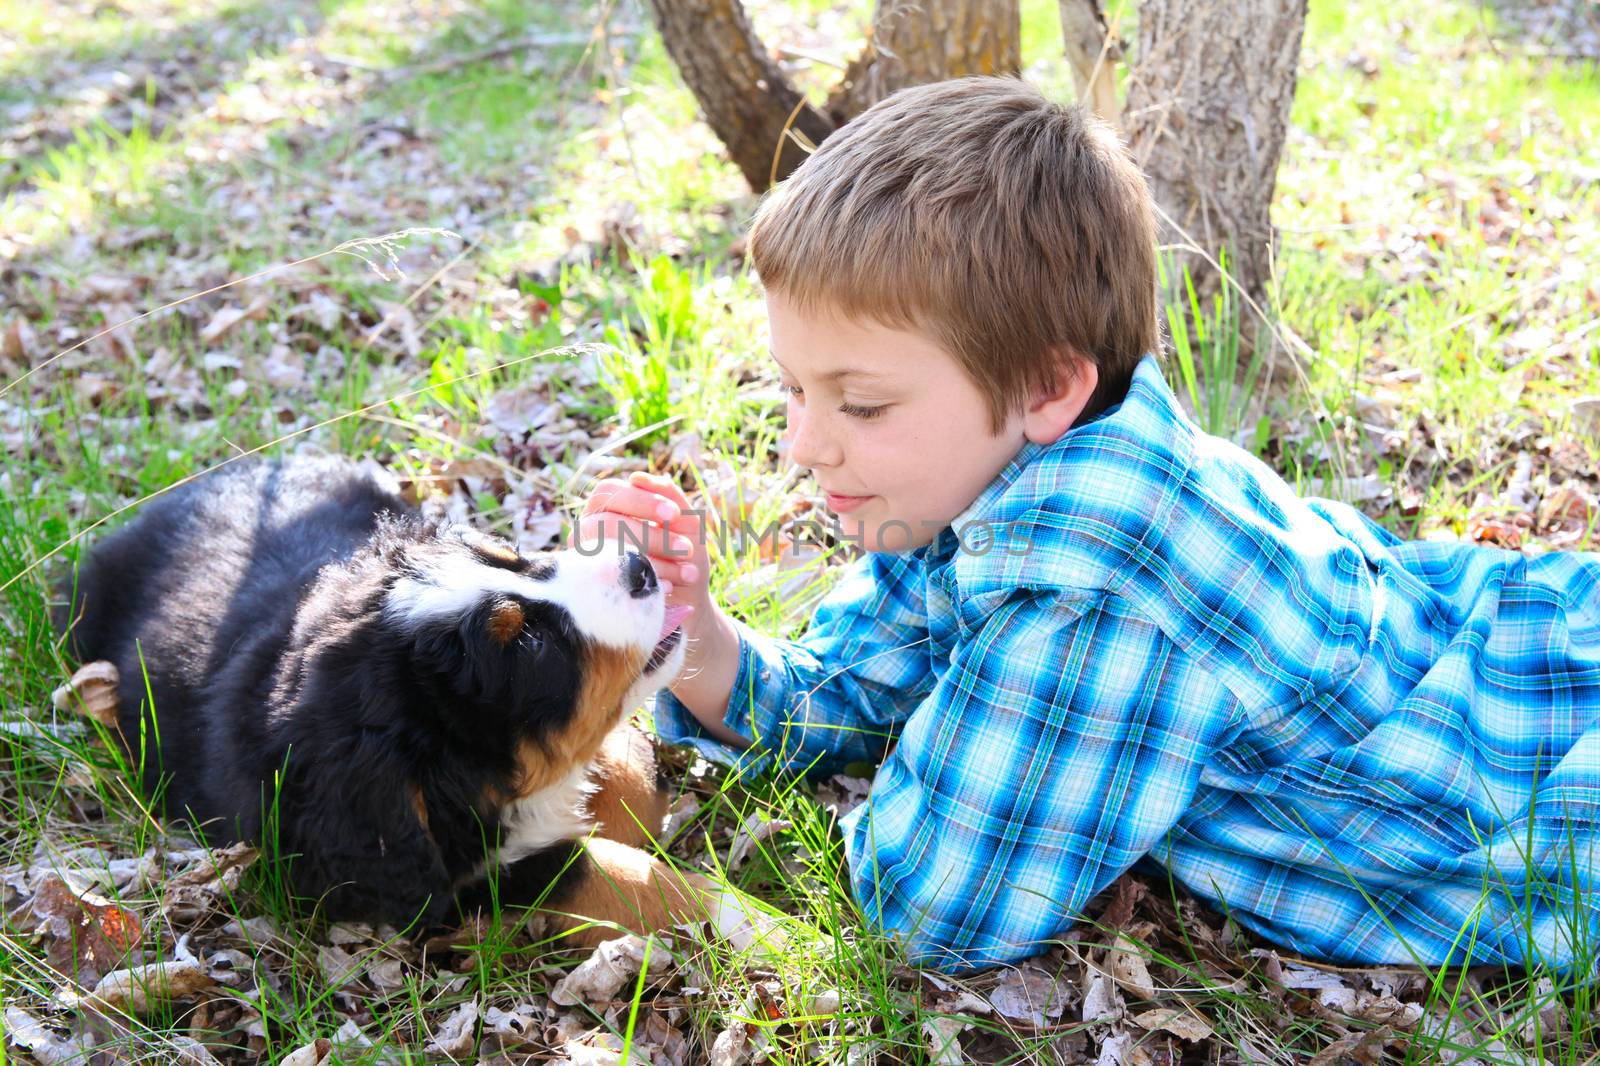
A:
571 471 712 619
574 471 748 749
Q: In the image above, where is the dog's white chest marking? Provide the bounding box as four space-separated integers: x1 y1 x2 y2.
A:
495 765 597 865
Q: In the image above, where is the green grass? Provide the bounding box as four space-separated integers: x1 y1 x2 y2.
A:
3 0 1600 1061
1273 0 1600 534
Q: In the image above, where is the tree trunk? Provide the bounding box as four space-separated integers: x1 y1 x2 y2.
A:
824 0 1021 125
643 0 837 189
646 0 1021 189
1122 0 1308 309
1057 0 1122 127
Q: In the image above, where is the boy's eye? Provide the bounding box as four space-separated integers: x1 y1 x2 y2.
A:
781 383 885 420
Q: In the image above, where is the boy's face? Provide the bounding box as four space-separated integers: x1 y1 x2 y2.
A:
767 290 1034 553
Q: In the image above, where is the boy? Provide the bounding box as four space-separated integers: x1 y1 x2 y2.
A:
575 77 1600 976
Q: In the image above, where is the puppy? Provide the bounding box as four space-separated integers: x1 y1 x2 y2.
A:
59 455 771 950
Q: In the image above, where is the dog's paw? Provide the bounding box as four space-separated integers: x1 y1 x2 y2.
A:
710 888 796 959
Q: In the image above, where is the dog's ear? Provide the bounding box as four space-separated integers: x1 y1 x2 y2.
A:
406 593 579 712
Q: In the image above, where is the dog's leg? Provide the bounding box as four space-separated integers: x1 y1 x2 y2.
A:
586 723 671 851
540 837 785 955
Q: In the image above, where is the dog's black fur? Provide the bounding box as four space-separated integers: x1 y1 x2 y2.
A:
58 455 658 928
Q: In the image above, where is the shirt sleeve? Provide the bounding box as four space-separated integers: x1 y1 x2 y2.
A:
841 585 1244 972
651 550 937 776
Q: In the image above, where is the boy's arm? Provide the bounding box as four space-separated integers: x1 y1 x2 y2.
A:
845 585 1243 972
653 550 935 774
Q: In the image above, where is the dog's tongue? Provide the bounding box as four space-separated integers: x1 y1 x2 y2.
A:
659 604 693 640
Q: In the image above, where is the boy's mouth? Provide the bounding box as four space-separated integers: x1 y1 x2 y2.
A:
824 491 873 511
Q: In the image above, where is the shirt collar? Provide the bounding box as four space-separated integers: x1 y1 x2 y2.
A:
909 363 1142 566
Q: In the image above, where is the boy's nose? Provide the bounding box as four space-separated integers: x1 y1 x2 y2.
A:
786 410 840 469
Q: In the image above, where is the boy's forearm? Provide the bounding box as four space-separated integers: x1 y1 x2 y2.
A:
668 608 752 749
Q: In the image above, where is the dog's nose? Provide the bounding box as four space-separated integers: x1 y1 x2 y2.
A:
620 551 657 598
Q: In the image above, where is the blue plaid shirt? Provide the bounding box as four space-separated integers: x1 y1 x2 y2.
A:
654 356 1600 976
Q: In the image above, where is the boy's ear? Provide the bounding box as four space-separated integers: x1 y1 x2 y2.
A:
1022 350 1099 445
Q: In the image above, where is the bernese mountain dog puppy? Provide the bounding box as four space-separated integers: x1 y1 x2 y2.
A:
59 454 773 950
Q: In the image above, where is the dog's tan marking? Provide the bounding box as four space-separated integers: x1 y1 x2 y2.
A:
459 528 522 568
410 786 434 844
587 725 669 850
487 599 525 647
508 643 646 799
543 838 740 952
476 540 522 567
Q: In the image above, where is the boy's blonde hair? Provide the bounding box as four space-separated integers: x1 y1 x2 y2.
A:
748 76 1157 433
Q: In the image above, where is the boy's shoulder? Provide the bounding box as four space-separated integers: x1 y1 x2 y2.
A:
934 357 1385 709
945 356 1198 599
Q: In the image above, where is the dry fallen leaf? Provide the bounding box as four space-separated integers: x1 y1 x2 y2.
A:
260 344 309 389
658 794 702 842
563 1033 626 1065
486 383 560 436
196 945 252 987
198 306 247 344
1306 1023 1394 1066
366 299 422 358
198 294 269 345
550 934 672 1007
2 317 36 372
643 1010 692 1066
72 372 114 407
1093 1030 1136 1066
425 999 480 1057
316 943 362 987
708 1021 756 1066
364 955 407 990
1106 932 1157 1000
1468 516 1523 549
161 841 259 922
727 813 791 870
1570 396 1600 436
989 963 1075 1028
482 1003 542 1048
3 1006 91 1066
50 661 120 728
815 773 871 818
31 875 143 986
1130 1005 1214 1042
82 275 136 300
1080 968 1124 1025
279 1037 333 1066
330 1019 378 1057
83 958 213 1012
168 1035 226 1066
1099 876 1149 931
288 290 343 332
923 1015 969 1064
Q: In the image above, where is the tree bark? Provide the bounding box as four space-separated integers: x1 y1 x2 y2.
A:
646 0 1021 189
643 0 837 189
824 0 1021 125
1122 0 1308 308
1057 0 1122 127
